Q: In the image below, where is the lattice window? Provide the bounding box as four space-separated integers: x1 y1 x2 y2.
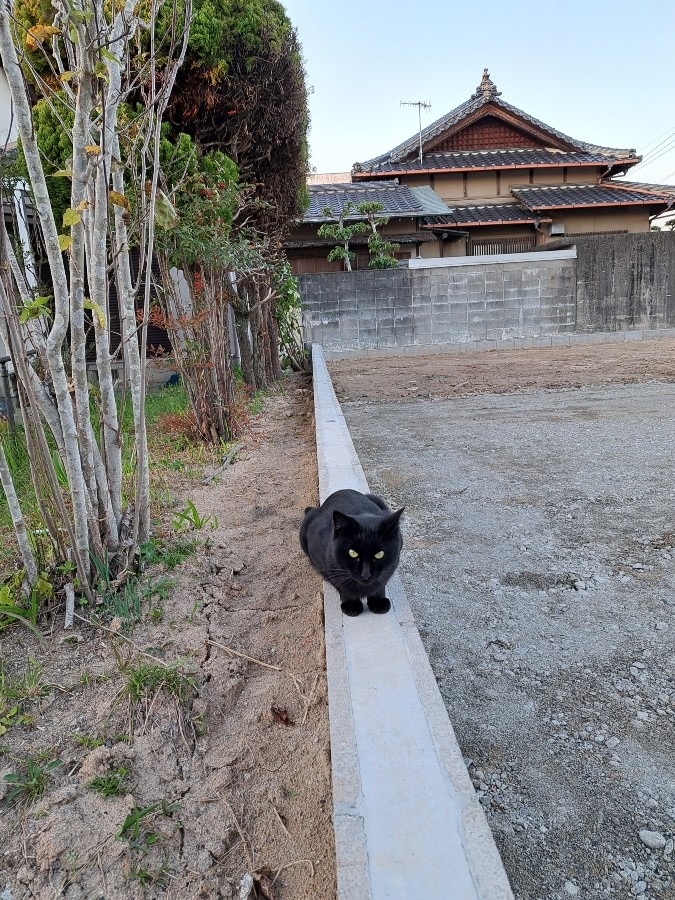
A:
432 117 543 152
470 236 537 256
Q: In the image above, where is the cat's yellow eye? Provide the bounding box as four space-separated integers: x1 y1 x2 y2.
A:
348 549 359 558
374 551 384 560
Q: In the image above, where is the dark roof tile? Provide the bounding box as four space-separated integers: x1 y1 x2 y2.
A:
422 204 551 228
512 183 674 210
303 181 449 222
356 148 630 176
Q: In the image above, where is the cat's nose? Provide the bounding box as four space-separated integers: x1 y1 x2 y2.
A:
361 562 371 581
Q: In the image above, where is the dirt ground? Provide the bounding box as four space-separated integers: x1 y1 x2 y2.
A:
0 375 336 900
330 340 675 900
328 338 675 403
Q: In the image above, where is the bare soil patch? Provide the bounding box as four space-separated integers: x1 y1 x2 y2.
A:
328 338 675 403
0 375 335 900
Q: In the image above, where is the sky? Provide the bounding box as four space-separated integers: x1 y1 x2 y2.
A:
281 0 675 191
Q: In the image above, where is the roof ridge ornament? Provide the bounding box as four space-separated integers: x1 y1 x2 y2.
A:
472 68 501 100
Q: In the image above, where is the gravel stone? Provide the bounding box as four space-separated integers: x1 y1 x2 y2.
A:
639 830 667 851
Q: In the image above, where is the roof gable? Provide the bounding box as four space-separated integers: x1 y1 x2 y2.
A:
427 114 546 153
357 70 636 172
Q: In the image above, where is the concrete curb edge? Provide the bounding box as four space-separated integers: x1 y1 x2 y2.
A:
312 342 514 899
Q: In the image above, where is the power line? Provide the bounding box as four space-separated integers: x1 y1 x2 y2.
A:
640 124 675 152
637 130 675 166
631 138 675 175
636 140 675 172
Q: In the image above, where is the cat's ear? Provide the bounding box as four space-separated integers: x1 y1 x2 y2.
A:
380 507 404 533
333 510 358 535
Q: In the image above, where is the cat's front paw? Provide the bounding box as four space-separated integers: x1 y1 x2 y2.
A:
341 599 364 617
367 596 391 614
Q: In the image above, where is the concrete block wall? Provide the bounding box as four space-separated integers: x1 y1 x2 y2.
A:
299 235 675 357
299 253 576 354
571 233 675 333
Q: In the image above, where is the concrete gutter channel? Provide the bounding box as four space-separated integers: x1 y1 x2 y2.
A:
311 343 514 900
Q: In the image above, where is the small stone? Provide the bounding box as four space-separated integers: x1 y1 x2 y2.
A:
60 632 84 644
606 737 620 749
16 868 32 885
639 829 667 850
664 839 673 855
231 560 245 575
634 882 647 895
564 882 580 896
655 622 668 631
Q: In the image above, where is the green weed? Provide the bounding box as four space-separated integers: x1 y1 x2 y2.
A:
0 570 50 638
3 658 48 703
123 660 195 706
91 552 174 631
139 538 197 570
2 757 60 804
171 500 217 532
117 799 180 853
129 862 172 888
71 733 104 749
87 767 130 798
0 659 49 736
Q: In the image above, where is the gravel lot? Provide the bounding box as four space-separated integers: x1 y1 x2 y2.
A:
336 362 675 900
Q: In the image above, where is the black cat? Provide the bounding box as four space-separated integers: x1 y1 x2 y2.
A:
300 489 404 617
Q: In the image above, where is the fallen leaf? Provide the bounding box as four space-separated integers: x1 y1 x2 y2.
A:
271 706 294 726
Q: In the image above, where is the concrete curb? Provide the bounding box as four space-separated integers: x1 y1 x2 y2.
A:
312 343 514 900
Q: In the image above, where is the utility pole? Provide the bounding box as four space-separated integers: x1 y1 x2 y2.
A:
400 100 431 165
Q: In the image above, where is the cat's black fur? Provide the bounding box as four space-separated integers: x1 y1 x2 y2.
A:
300 489 403 617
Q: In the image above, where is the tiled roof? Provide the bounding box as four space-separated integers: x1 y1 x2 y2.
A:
512 183 674 210
409 185 454 215
303 181 450 222
421 204 552 228
358 72 636 170
607 179 675 196
355 148 632 176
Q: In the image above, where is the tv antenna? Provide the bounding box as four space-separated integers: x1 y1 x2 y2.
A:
401 100 432 165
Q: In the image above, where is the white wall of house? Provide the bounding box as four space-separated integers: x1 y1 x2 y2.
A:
0 67 17 147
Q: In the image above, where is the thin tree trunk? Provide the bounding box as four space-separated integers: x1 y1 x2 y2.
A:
112 140 149 539
267 298 282 380
0 12 91 566
249 288 267 390
0 278 94 602
0 444 37 587
69 47 99 512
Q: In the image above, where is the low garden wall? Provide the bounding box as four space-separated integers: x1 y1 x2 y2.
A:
299 234 675 358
